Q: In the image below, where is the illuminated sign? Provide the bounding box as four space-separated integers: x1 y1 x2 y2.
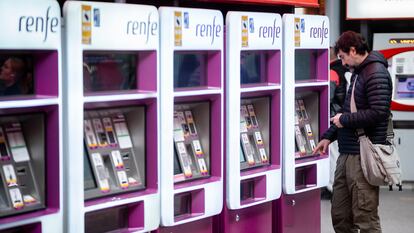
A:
389 39 414 45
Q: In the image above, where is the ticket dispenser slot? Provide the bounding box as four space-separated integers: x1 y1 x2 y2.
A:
295 164 317 191
0 114 45 217
0 222 41 233
173 189 205 222
240 175 266 205
85 201 144 233
173 102 210 183
83 107 146 200
294 91 320 159
239 97 270 170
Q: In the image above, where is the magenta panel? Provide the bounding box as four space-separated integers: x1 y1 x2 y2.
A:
35 51 58 97
156 217 213 233
270 90 281 166
218 202 273 233
207 52 222 88
276 190 321 233
316 49 329 82
145 98 158 190
267 50 281 85
128 201 145 230
137 51 157 92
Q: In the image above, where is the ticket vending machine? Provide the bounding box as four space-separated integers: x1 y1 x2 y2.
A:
278 14 329 233
158 7 223 232
374 33 414 181
0 0 62 232
64 2 159 233
217 12 282 233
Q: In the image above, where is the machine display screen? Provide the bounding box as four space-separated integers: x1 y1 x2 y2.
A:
240 51 266 84
395 75 414 98
83 52 137 93
295 49 318 81
174 52 206 88
0 53 34 97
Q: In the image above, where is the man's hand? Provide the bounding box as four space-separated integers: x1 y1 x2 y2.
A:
312 139 331 155
330 113 343 128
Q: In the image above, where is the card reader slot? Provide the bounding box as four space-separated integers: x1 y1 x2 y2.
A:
101 155 116 188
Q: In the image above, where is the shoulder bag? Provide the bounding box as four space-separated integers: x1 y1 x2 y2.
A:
350 75 402 187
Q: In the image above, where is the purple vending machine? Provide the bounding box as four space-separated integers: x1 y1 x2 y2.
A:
63 2 160 233
158 7 224 233
0 0 62 232
277 14 330 233
216 12 283 233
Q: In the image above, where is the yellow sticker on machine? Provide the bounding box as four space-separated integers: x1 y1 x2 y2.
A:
174 11 182 46
241 15 249 47
82 5 92 44
294 17 301 47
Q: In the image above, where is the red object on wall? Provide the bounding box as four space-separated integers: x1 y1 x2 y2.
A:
195 0 319 7
379 47 414 111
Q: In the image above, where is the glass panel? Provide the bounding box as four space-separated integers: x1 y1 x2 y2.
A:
295 49 318 81
294 92 320 159
0 113 46 217
240 51 267 84
395 75 414 99
173 102 210 183
0 53 34 97
174 52 206 88
83 107 146 200
240 97 270 170
83 52 137 93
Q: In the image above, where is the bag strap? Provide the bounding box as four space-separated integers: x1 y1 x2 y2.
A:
351 75 394 141
350 75 365 136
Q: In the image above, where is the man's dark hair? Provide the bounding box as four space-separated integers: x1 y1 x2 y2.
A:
334 31 370 56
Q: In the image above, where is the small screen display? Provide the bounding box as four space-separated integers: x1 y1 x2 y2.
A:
240 51 265 84
83 52 137 93
174 53 206 88
295 49 318 81
395 75 414 99
0 54 34 97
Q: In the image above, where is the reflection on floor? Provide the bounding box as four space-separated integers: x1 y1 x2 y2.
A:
321 183 414 233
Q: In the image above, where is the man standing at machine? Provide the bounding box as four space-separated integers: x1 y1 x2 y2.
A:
314 31 392 233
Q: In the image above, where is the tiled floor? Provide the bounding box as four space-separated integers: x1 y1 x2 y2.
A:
321 183 414 233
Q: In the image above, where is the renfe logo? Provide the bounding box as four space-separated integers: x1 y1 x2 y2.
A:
309 20 328 45
195 16 222 45
259 18 281 45
18 6 59 42
126 12 158 43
